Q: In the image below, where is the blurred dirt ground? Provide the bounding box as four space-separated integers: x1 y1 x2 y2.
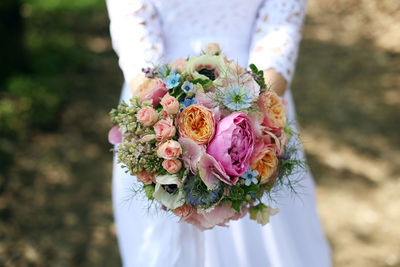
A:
0 0 399 266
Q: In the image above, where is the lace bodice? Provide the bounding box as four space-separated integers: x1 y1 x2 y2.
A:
107 0 307 87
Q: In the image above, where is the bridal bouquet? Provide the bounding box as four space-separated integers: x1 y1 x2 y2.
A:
109 43 302 230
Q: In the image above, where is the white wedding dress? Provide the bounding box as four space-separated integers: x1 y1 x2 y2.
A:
107 0 332 266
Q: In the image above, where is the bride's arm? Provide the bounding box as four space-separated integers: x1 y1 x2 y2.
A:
248 0 307 96
106 0 165 85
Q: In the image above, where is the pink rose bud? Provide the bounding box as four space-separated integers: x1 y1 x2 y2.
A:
154 117 176 142
160 93 180 115
162 159 182 174
141 134 156 143
157 140 182 160
204 43 221 55
136 106 159 126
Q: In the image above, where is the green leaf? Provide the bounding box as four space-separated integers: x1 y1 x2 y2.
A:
249 63 259 73
231 200 242 213
189 78 213 89
243 183 259 194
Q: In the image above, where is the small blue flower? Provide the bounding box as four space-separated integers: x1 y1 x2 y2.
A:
163 71 181 89
222 85 253 111
241 167 259 186
181 97 197 108
181 81 194 96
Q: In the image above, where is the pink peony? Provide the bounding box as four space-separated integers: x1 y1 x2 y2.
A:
136 106 159 127
207 113 255 183
108 125 122 144
154 117 176 143
162 159 182 174
157 140 182 160
160 93 180 115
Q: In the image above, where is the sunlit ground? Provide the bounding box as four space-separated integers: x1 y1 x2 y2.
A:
0 0 399 266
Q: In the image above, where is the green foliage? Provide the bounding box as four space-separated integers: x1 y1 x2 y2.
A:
189 78 213 89
224 182 260 212
143 184 155 200
249 63 266 89
169 81 185 101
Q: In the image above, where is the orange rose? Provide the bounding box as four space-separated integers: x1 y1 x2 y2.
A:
177 104 216 145
258 91 286 131
250 142 279 184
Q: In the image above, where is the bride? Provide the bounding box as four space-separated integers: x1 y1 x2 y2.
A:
106 0 331 266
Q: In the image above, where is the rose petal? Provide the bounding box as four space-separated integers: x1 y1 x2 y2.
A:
108 125 122 144
178 137 205 173
198 153 234 187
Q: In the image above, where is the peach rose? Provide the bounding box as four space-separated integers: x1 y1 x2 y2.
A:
137 171 156 184
170 57 187 73
130 74 168 108
250 141 279 184
258 91 286 132
136 106 159 126
172 204 193 218
154 117 176 142
157 140 182 160
162 159 182 174
177 104 216 145
205 43 221 55
160 93 180 115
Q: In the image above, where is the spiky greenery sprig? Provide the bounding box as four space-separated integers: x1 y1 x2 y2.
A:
249 63 267 90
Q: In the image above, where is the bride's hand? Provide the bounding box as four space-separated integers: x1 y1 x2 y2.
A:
263 68 287 97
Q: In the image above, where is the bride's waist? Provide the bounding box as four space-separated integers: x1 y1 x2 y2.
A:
164 35 250 67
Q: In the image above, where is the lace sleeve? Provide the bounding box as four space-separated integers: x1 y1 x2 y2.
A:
248 0 307 86
106 0 165 83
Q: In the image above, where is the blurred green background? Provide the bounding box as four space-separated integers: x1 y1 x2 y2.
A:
0 0 399 266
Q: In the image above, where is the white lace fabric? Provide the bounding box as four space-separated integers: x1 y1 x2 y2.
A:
107 0 307 86
248 0 307 84
107 0 165 82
